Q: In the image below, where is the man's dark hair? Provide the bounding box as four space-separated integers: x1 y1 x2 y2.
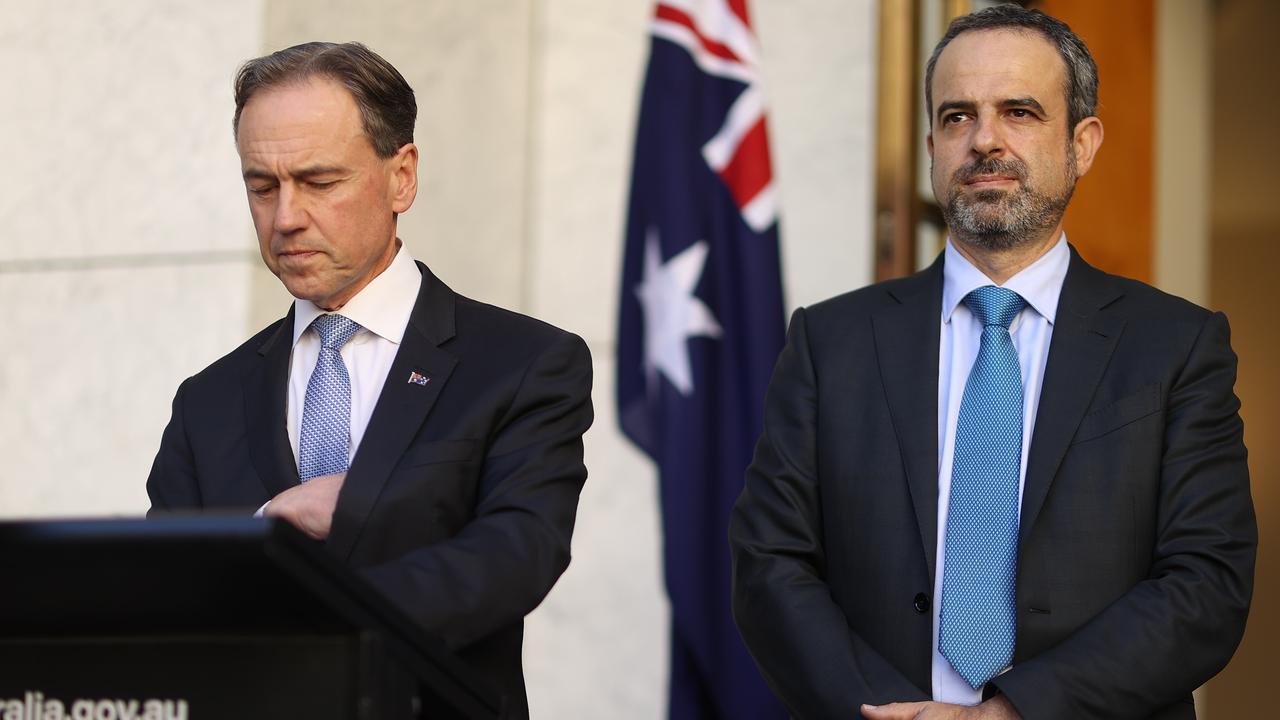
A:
233 41 416 158
924 4 1098 131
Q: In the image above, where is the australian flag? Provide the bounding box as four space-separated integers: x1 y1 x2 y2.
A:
617 1 786 718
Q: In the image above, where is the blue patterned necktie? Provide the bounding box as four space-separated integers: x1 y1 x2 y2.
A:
938 285 1026 689
298 314 362 482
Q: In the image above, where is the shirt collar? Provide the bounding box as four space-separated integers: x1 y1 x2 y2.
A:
941 233 1070 325
292 242 423 347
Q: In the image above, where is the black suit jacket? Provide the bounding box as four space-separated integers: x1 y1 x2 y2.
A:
729 248 1255 719
147 263 594 717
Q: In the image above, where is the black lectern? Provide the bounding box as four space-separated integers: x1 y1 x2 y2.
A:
0 517 501 719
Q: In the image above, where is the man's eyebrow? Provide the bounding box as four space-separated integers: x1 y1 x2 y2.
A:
999 97 1047 114
241 165 348 182
292 165 347 179
242 168 276 183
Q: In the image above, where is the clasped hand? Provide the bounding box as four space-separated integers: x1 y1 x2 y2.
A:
861 695 1019 720
263 472 345 539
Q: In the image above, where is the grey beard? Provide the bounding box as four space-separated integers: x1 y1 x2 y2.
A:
938 153 1077 251
946 183 1072 251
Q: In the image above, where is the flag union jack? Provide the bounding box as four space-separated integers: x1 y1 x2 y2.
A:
651 0 777 230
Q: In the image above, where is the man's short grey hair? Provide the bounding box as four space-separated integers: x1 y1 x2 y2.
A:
924 4 1098 131
233 41 416 158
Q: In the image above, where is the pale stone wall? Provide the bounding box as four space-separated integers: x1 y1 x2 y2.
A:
0 0 265 517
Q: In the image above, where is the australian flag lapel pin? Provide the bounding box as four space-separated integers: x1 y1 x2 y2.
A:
407 370 431 387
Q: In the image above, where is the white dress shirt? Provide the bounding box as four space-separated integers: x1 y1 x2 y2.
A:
287 243 422 467
931 235 1069 705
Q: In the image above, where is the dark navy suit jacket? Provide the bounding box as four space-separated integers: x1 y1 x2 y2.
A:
730 248 1255 719
147 263 594 718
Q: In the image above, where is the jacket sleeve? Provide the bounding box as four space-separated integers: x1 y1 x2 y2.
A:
145 378 203 512
729 307 928 718
994 311 1256 718
358 332 594 650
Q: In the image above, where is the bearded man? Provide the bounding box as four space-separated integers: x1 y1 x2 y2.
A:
729 5 1255 719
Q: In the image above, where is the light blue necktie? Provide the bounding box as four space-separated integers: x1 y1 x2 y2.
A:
298 314 362 482
938 285 1026 689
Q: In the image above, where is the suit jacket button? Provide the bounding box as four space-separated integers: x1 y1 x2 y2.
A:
914 593 930 613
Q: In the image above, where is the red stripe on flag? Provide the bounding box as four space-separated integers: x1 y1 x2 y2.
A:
655 4 742 64
717 117 773 210
727 0 752 29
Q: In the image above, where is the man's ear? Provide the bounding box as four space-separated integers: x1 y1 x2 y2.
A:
926 131 934 159
1071 117 1104 177
389 143 419 214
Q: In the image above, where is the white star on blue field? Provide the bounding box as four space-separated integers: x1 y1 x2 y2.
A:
634 228 722 396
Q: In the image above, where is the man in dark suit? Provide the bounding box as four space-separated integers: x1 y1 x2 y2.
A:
729 7 1255 719
146 42 592 717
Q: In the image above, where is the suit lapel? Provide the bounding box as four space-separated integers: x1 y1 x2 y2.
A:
327 263 459 562
1019 248 1126 543
244 310 299 498
872 258 944 582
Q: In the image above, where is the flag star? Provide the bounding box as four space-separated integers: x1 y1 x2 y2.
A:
635 228 722 395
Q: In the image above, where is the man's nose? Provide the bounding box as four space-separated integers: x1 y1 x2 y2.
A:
970 115 1006 157
273 185 308 233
